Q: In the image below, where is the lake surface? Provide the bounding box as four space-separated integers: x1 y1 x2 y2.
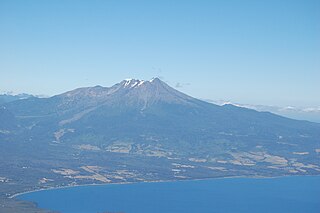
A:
17 176 320 213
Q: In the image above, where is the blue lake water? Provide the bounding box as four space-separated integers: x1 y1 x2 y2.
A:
17 176 320 213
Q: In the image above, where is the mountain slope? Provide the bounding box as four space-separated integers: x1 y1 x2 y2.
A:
0 78 319 200
2 77 320 157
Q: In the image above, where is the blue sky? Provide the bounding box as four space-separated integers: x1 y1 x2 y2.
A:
1 0 319 106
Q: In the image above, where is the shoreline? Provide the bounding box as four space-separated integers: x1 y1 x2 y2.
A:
9 174 319 199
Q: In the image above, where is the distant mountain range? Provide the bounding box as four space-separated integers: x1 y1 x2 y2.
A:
0 93 35 104
0 78 319 210
207 100 320 123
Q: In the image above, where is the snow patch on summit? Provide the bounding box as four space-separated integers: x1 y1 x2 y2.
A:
137 80 145 86
150 77 159 82
124 79 133 87
123 78 155 88
130 81 139 88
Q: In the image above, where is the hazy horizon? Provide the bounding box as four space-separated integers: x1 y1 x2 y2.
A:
1 77 319 108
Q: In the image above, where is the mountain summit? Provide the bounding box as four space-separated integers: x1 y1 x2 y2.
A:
58 78 195 110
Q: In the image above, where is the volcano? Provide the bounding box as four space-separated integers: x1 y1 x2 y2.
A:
0 78 320 199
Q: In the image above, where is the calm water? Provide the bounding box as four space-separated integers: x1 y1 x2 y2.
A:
18 176 320 213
